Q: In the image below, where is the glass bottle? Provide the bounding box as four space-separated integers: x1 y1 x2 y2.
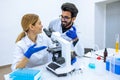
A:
103 48 108 62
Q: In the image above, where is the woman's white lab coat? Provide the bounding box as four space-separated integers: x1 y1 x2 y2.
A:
48 18 84 57
11 32 53 70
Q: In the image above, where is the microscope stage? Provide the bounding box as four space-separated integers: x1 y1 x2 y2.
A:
46 62 67 77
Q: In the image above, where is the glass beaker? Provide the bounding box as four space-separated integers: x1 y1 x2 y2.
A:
88 50 96 69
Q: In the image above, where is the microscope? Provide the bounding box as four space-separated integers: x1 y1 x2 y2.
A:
43 28 75 76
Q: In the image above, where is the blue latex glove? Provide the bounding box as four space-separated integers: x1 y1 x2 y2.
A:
71 57 77 65
66 26 77 40
24 44 47 59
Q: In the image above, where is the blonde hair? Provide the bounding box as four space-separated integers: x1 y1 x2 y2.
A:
16 14 39 43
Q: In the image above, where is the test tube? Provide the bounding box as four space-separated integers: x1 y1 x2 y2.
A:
115 34 119 53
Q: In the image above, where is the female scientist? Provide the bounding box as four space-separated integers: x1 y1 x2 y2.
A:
11 13 53 70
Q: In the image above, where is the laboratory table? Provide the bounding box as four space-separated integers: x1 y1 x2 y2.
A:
4 48 120 80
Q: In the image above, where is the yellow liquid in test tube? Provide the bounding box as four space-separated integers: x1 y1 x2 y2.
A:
115 42 119 53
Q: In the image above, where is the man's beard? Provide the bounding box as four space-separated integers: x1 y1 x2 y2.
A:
61 20 72 28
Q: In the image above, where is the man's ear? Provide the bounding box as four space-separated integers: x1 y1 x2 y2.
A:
72 17 76 22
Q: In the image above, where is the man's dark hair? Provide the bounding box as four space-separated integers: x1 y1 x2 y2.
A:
61 2 78 18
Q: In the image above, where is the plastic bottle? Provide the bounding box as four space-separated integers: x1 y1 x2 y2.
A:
103 48 108 62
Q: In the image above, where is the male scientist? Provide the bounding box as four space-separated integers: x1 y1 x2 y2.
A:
48 2 84 58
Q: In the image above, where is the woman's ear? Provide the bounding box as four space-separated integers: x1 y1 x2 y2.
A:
29 24 34 30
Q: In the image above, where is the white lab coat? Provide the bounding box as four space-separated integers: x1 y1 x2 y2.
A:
11 32 54 70
48 18 84 56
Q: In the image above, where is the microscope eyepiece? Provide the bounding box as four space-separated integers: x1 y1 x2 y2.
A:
43 28 52 37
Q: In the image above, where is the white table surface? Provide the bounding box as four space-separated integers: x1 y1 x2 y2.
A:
4 48 120 80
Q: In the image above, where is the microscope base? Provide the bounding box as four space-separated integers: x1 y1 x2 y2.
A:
46 67 67 77
46 62 74 77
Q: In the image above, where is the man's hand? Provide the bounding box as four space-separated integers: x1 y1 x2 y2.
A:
71 57 77 65
66 26 77 40
24 44 47 59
